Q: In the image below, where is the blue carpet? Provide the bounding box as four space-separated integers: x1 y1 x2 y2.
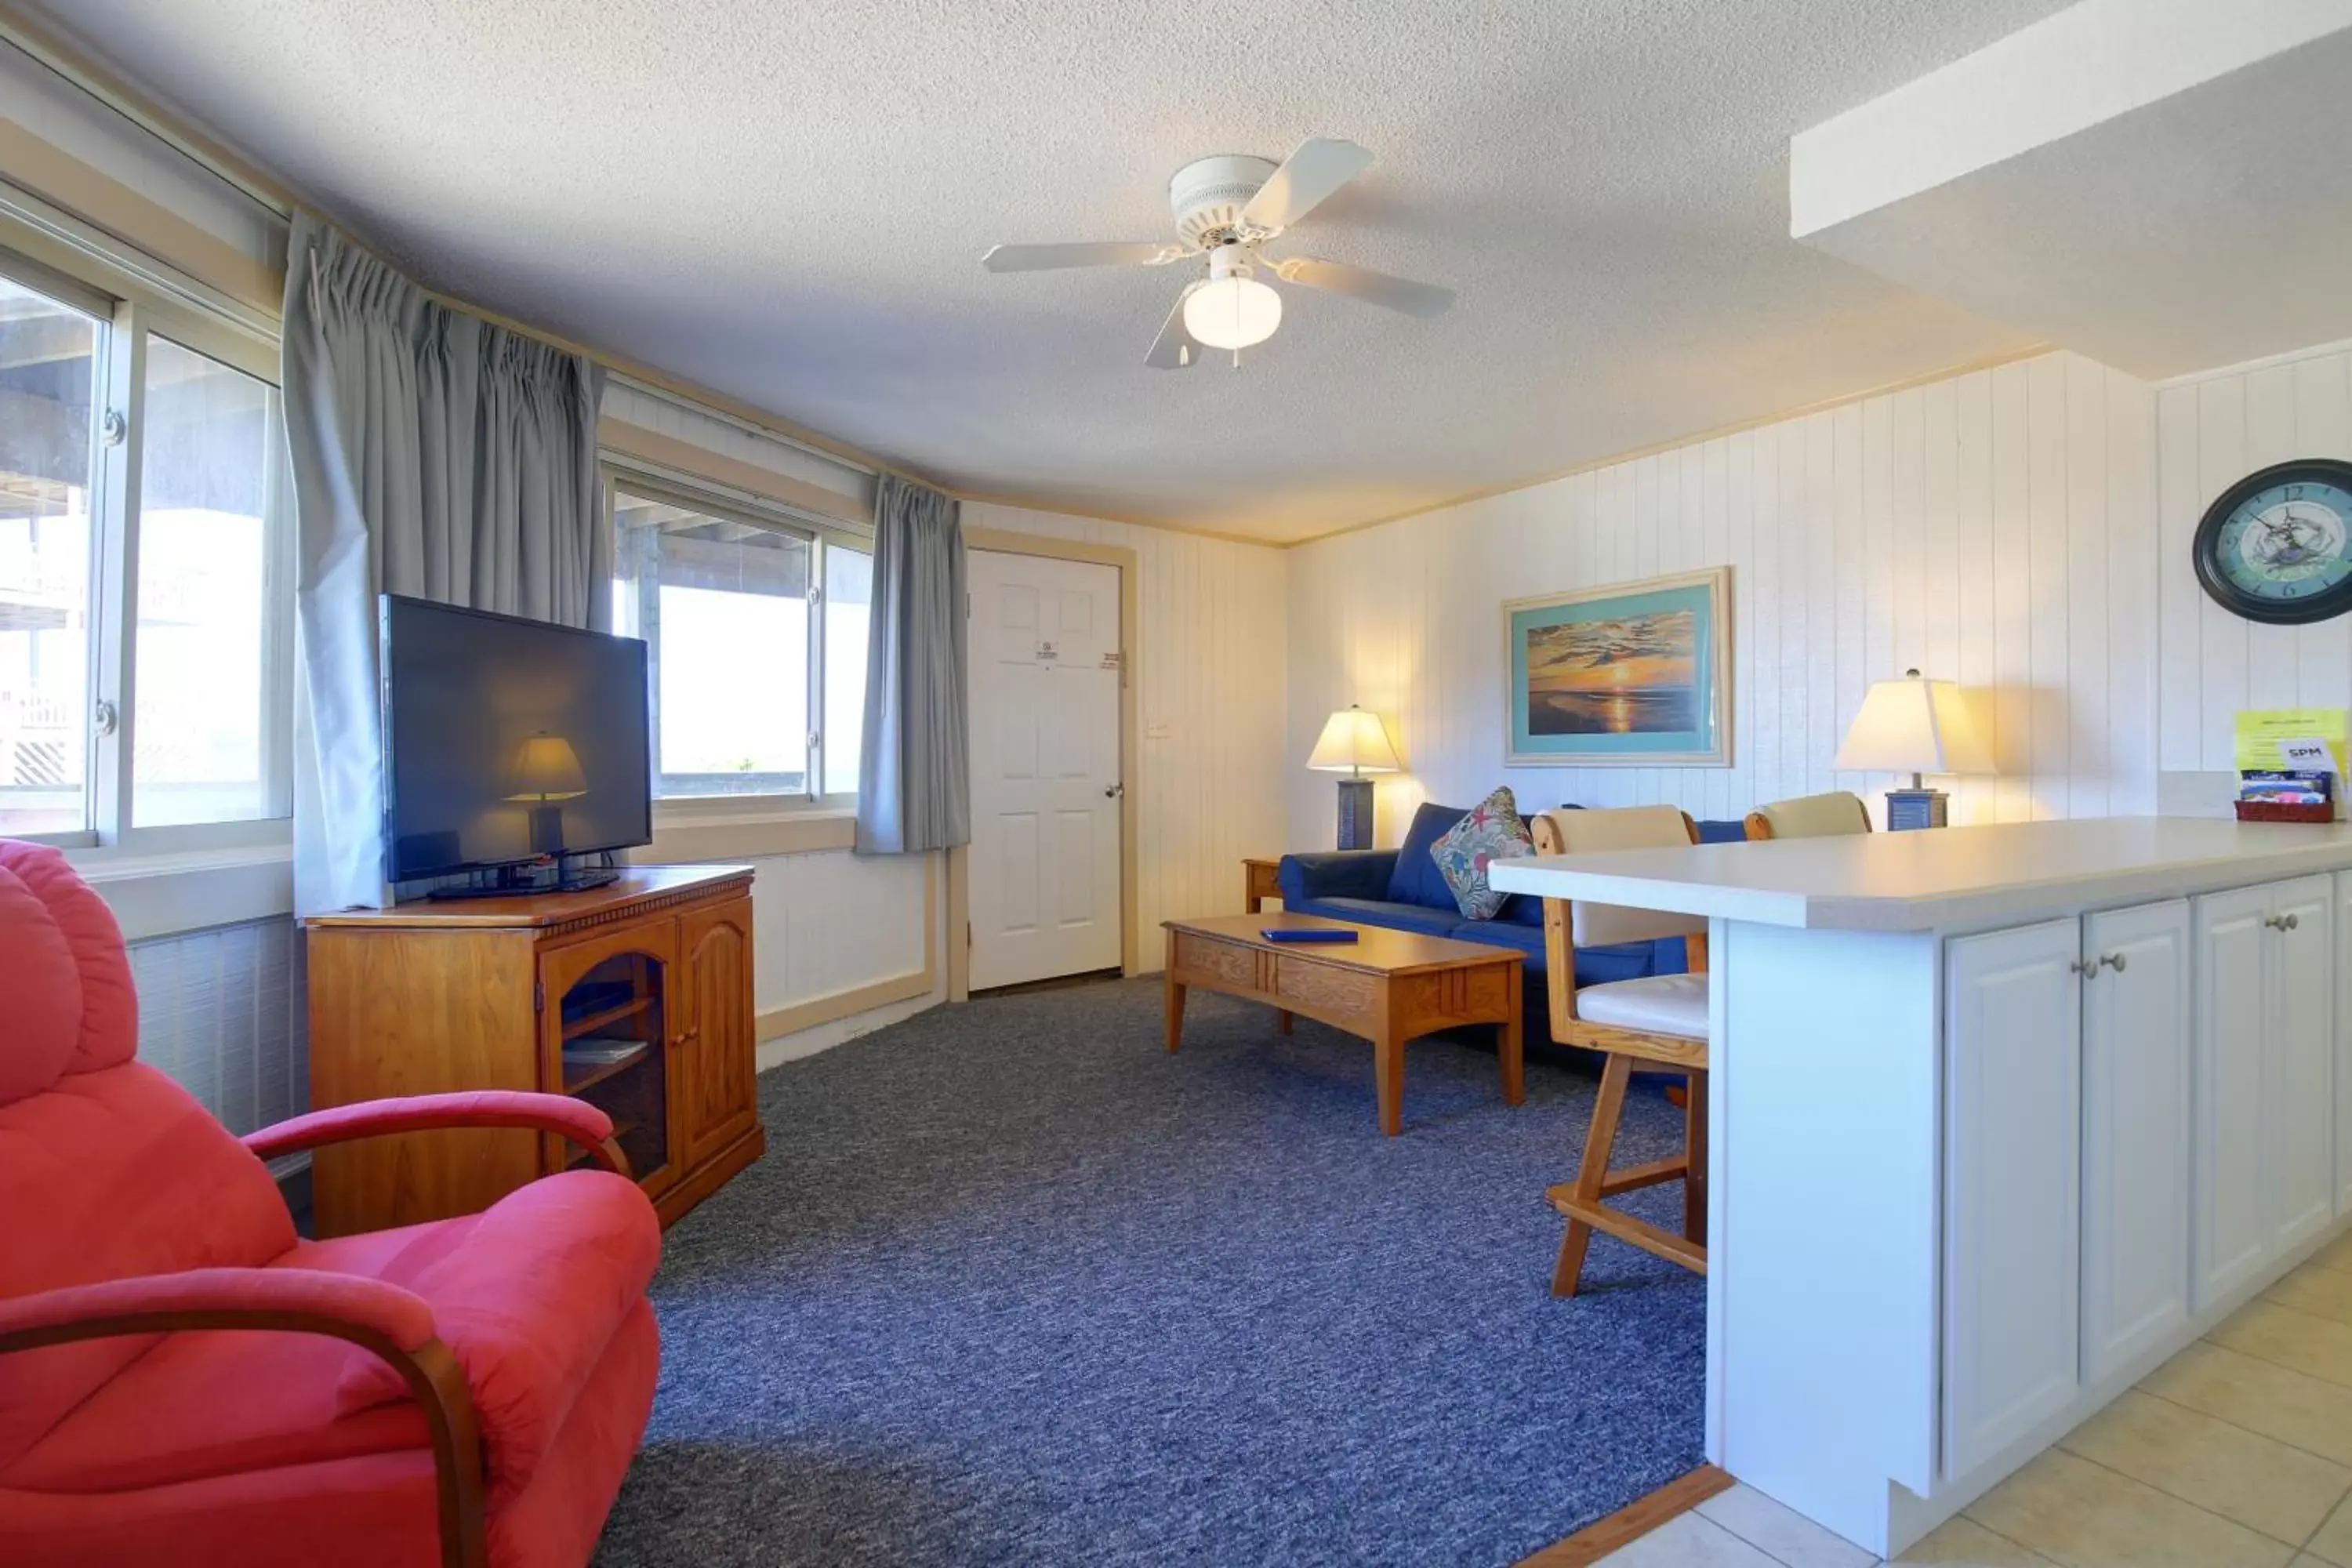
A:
593 976 1704 1567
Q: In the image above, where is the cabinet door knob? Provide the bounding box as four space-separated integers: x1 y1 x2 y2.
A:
2100 952 2127 973
2265 913 2301 931
2070 958 2097 978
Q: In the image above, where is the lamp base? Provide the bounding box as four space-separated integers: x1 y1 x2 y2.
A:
1884 788 1949 831
526 804 568 856
1336 778 1375 851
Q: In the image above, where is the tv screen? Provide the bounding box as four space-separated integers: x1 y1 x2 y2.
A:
379 595 652 882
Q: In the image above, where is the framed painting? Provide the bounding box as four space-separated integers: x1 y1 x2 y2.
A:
1503 567 1732 767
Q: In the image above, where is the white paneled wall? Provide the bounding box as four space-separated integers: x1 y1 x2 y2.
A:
743 847 931 1011
1287 350 2159 840
964 503 1290 936
129 918 306 1138
2158 343 2352 772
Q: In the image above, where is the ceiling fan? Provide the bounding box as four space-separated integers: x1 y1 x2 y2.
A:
981 139 1455 368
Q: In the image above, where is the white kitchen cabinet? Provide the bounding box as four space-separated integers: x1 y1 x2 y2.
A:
1944 918 2082 1481
2193 876 2335 1309
2270 876 2335 1250
2339 873 2352 1217
2079 898 2192 1382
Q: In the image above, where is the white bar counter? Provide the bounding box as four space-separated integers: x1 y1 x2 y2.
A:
1487 817 2352 1557
1490 816 2352 932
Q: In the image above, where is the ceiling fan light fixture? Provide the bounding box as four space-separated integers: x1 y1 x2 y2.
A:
1184 273 1281 351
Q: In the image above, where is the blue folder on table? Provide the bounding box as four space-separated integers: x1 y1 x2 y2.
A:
1261 927 1359 944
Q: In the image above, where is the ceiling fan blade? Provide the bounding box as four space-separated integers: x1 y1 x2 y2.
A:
982 241 1189 273
1240 139 1375 231
1272 256 1454 318
1145 283 1207 369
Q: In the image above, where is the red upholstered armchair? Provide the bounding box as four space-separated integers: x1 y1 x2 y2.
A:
0 840 663 1568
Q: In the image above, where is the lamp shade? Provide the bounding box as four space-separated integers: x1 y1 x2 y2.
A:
1306 706 1401 774
504 733 588 802
1183 274 1283 350
1832 671 1994 775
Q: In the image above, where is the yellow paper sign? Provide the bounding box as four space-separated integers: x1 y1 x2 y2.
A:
2235 710 2349 775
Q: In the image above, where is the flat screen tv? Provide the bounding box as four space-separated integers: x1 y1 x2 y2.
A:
379 594 652 887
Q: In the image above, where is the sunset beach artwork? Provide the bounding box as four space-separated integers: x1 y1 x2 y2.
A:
1504 568 1730 766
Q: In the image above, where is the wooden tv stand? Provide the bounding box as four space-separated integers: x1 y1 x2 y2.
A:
304 865 764 1236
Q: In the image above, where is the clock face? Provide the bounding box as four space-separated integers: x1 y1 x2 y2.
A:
2194 460 2352 625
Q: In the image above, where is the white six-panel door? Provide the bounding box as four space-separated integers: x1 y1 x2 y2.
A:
966 549 1123 992
2079 899 2192 1383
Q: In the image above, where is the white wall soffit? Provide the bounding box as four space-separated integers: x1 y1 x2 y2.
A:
1791 0 2352 379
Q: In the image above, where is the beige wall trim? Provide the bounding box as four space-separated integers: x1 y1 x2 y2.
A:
0 115 278 310
638 810 858 862
956 492 1277 550
600 418 870 530
757 968 931 1042
956 530 1142 999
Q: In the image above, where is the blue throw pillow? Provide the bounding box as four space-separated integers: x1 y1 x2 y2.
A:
1385 801 1469 909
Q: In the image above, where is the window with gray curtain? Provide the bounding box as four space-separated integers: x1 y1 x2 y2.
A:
855 474 967 854
280 213 608 912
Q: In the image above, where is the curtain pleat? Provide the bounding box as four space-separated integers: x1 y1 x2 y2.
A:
856 474 969 855
281 213 607 912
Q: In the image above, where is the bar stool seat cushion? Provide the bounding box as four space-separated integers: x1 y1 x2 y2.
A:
1573 974 1708 1039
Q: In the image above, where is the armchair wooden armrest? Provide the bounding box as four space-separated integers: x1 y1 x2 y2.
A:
243 1091 629 1178
0 1267 486 1568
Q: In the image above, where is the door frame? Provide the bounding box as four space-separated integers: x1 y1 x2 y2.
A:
951 529 1140 1000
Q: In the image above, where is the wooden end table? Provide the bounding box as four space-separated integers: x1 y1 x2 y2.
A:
1162 913 1526 1136
1242 856 1283 913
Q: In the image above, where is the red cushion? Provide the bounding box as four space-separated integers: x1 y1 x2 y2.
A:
0 1064 294 1471
0 872 79 1109
0 840 136 1081
333 1171 661 1501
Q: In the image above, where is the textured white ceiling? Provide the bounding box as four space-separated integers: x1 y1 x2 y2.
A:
33 0 2069 542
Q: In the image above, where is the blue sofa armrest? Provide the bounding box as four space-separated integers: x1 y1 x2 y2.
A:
1279 851 1397 904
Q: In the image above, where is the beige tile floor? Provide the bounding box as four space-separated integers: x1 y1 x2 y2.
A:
1594 1229 2352 1568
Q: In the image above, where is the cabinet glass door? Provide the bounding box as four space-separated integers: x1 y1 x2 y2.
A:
543 925 679 1192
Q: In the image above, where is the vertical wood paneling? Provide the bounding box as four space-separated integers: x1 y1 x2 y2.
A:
1286 350 2161 837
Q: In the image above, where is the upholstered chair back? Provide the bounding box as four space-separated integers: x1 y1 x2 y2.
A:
1746 790 1871 840
0 840 294 1468
1529 806 1705 946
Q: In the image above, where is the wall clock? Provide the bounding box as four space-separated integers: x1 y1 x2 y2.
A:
2194 458 2352 625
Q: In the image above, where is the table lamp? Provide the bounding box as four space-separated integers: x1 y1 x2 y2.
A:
1307 705 1401 851
506 732 588 855
1832 670 1992 829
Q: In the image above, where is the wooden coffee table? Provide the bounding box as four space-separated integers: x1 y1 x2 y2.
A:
1161 913 1525 1135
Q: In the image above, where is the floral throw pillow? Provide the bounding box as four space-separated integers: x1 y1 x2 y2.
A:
1429 786 1536 920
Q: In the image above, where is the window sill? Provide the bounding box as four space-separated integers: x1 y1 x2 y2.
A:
638 804 858 861
69 842 296 942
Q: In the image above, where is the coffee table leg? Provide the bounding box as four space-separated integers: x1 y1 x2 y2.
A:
1374 1026 1404 1136
1501 963 1526 1106
1277 1009 1293 1034
1164 975 1186 1054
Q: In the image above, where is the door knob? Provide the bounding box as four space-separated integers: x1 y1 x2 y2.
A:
1104 783 1124 798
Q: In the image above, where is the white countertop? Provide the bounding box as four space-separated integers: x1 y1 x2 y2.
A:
1485 817 2352 931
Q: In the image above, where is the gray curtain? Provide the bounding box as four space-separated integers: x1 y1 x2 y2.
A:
282 212 608 912
856 474 969 854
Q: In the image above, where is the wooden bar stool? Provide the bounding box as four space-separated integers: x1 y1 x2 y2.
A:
1743 789 1871 840
1529 806 1711 1296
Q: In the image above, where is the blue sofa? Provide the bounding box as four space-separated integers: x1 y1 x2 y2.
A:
1277 800 1745 1009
